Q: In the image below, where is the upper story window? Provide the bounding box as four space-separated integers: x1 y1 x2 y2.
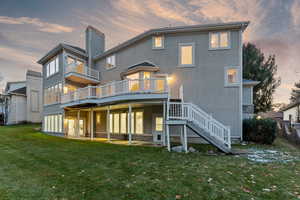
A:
179 43 195 66
224 66 239 87
152 36 164 49
66 56 83 66
106 54 116 69
46 56 59 77
44 82 62 105
209 31 230 50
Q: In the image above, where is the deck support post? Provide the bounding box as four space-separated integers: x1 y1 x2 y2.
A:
183 124 188 153
166 124 170 151
90 108 94 140
128 104 132 144
107 106 110 141
77 110 80 138
162 100 166 146
166 100 171 151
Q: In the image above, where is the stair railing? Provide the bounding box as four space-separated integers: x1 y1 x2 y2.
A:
168 102 231 148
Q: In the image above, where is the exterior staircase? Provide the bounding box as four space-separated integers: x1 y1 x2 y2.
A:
167 102 232 154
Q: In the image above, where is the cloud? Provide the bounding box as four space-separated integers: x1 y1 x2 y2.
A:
111 0 197 25
291 0 300 29
0 16 73 33
0 45 39 66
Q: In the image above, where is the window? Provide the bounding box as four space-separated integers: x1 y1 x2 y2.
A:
113 113 120 133
225 67 239 87
152 36 164 49
209 32 230 49
44 82 63 105
126 73 140 91
30 90 39 112
44 114 63 133
120 113 127 134
130 112 135 133
109 113 113 133
96 113 101 125
106 54 116 69
135 112 143 134
46 56 59 77
155 117 163 131
179 43 194 66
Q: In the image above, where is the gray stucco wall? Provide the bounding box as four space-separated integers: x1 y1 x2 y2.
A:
94 29 242 139
26 73 43 123
42 52 64 116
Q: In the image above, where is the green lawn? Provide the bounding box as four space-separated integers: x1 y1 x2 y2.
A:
0 125 300 200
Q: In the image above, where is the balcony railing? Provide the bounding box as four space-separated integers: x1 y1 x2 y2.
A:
65 63 100 80
61 78 168 104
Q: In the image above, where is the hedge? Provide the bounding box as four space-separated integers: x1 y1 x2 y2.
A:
243 118 277 144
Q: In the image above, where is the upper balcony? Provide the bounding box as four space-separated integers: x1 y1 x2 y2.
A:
65 63 100 84
61 78 169 107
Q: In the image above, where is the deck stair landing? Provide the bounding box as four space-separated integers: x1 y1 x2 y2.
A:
167 102 232 154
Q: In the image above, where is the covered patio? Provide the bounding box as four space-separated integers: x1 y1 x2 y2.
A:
63 100 168 145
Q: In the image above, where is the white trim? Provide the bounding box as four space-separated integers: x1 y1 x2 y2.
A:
105 54 116 70
178 42 195 67
45 56 60 78
224 66 240 87
239 29 243 141
209 31 231 50
152 35 165 49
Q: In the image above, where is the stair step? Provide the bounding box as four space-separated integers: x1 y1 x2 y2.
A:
187 121 232 154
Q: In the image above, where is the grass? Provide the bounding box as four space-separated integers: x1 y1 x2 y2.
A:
0 124 300 200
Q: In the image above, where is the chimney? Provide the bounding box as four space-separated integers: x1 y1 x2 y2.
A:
85 26 105 68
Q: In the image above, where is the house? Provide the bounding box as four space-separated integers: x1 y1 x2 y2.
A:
37 21 254 153
3 70 43 125
282 101 300 124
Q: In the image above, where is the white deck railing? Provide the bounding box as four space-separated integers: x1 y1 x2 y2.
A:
61 78 168 104
65 63 100 80
168 102 231 148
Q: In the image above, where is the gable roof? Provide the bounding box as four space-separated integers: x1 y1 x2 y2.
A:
10 86 26 95
94 21 250 61
121 61 159 78
5 81 26 93
37 43 87 64
128 61 156 70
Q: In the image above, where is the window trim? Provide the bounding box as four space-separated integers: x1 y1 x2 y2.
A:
105 54 116 70
209 31 231 50
152 35 164 49
30 90 39 112
45 56 60 79
178 42 195 67
224 66 240 87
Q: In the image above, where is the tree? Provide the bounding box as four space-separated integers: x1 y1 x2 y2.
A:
243 43 281 113
290 81 300 103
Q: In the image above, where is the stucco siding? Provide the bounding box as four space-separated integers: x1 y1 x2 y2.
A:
7 95 27 125
94 30 242 139
26 74 42 123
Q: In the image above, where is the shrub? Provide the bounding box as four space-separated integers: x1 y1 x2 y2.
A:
243 118 277 144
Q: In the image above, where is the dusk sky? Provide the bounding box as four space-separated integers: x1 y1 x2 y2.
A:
0 0 299 104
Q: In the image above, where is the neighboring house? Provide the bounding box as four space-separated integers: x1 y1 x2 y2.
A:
282 102 300 124
3 70 43 125
260 111 283 121
37 21 254 153
242 79 259 119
